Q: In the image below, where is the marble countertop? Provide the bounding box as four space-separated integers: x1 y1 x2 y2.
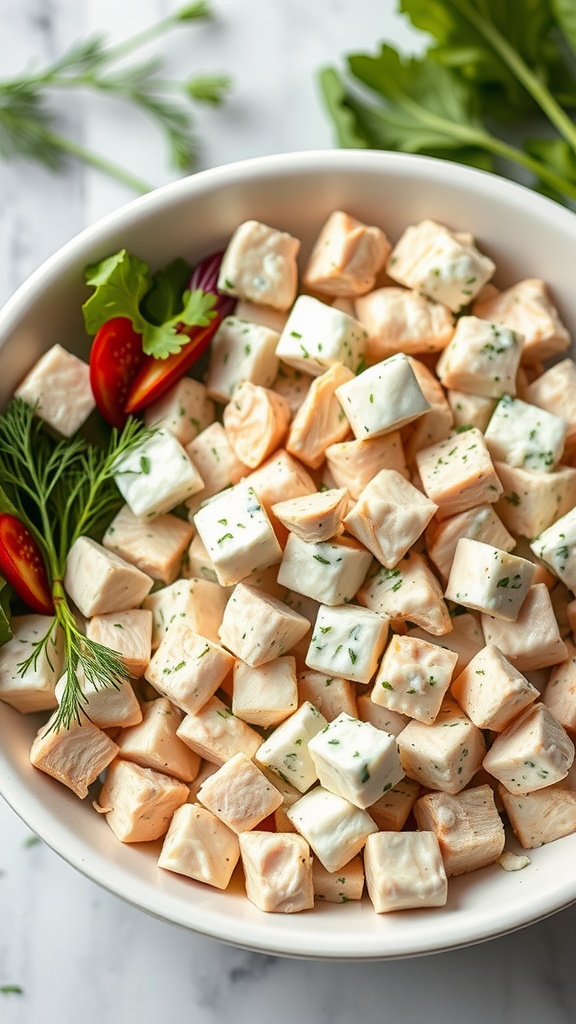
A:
2 2 576 1021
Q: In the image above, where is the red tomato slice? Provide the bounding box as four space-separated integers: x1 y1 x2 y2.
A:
90 317 145 428
0 514 54 615
124 319 220 414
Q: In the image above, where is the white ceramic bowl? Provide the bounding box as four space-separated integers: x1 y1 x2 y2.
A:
2 150 576 960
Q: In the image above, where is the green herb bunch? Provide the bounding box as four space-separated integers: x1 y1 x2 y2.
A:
320 0 576 205
0 399 150 730
0 1 231 194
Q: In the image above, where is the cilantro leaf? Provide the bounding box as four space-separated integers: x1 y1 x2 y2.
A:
82 249 149 335
0 578 12 646
140 257 192 325
141 289 217 358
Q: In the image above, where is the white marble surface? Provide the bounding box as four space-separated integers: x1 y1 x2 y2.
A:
2 1 576 1021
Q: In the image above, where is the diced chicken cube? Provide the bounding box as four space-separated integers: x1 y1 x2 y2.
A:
481 583 567 672
387 219 495 312
325 432 407 499
197 752 283 832
406 612 484 676
244 449 316 533
336 353 430 440
356 694 408 737
305 604 388 684
357 551 451 637
525 359 576 448
142 577 227 649
176 696 261 765
531 507 576 593
217 220 299 310
416 427 503 519
184 423 248 518
426 504 515 582
193 482 282 587
298 671 358 722
272 487 348 544
286 363 354 469
397 696 486 794
64 537 153 618
402 357 454 463
113 428 205 520
447 390 497 432
15 343 95 436
445 539 535 621
364 831 448 913
303 210 390 297
55 664 142 730
472 278 570 364
484 394 567 474
102 505 193 585
0 615 63 713
308 712 404 809
255 701 327 793
239 831 314 913
497 769 576 849
86 608 152 679
181 534 219 584
117 697 201 782
276 296 367 376
483 703 575 794
99 758 189 842
145 623 233 715
451 645 538 732
372 635 458 724
224 381 290 469
277 533 371 606
232 656 298 728
355 287 454 363
158 803 240 889
543 641 576 738
218 583 310 667
205 316 280 403
494 462 576 538
30 712 119 798
413 785 505 876
312 855 365 903
436 316 523 398
143 377 215 446
287 786 377 873
343 468 437 568
368 777 421 831
271 363 313 415
234 299 288 332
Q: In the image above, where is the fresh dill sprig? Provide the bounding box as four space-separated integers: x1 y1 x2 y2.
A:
0 2 231 193
0 399 150 730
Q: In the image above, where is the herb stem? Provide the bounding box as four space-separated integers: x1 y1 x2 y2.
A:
102 3 211 65
42 129 152 194
474 131 576 201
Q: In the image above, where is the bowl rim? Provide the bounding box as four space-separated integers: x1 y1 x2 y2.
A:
2 148 576 960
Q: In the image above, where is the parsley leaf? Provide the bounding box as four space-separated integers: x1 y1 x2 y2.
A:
142 289 217 358
82 249 149 336
141 257 192 324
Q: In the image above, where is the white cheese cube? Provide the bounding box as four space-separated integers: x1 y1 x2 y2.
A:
255 701 327 792
305 604 388 684
99 759 189 843
218 583 310 667
232 656 298 728
197 752 283 833
343 468 437 568
277 533 371 606
158 803 240 889
525 359 576 448
0 615 63 713
64 537 153 618
113 428 204 520
30 712 118 799
531 507 576 592
472 278 570 364
145 623 234 715
193 482 282 587
276 295 367 376
355 287 454 363
335 353 430 440
445 538 535 621
372 635 458 724
176 695 261 765
543 641 576 738
143 377 215 446
308 712 404 809
397 697 486 794
302 210 390 297
413 785 505 877
484 394 567 473
224 381 291 469
298 671 358 722
357 551 452 637
142 577 227 648
356 694 408 737
218 220 300 311
55 665 142 730
286 786 377 873
272 487 349 544
436 316 523 398
406 612 484 676
117 697 201 782
447 390 497 432
387 219 495 312
205 316 280 403
483 703 575 794
416 427 502 519
364 831 447 913
102 505 193 586
15 343 95 436
239 831 314 913
368 777 421 831
271 363 313 414
451 645 539 732
481 583 567 672
494 461 576 538
426 504 515 582
325 432 407 499
497 771 576 849
184 422 247 517
286 363 354 469
312 855 365 903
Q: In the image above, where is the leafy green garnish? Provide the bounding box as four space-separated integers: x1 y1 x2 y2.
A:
82 249 217 359
0 578 12 646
